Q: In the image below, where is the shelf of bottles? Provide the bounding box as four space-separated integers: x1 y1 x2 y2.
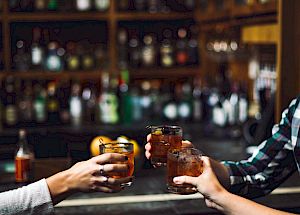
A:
117 19 200 76
10 21 108 74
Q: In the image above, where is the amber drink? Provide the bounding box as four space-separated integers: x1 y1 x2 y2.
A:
150 126 182 167
167 148 203 194
99 142 134 186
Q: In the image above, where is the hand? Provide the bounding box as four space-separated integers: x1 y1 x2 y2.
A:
145 134 193 159
46 153 132 205
173 156 228 211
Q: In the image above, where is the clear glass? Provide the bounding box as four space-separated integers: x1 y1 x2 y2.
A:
150 125 182 167
99 142 134 186
167 148 203 194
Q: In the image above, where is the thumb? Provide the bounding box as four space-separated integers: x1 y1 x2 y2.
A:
173 175 198 187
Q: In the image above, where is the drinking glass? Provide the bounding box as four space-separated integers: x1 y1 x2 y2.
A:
99 142 134 186
167 148 203 194
149 125 182 167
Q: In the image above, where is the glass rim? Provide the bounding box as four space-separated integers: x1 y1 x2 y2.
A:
168 147 203 156
148 125 182 129
99 142 133 148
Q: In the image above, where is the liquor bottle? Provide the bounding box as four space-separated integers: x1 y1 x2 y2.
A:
98 73 119 124
160 28 175 67
46 82 60 125
69 82 82 126
81 43 95 70
118 69 132 124
134 0 146 11
192 78 203 122
238 85 248 124
176 28 189 66
139 81 153 121
94 0 110 11
129 31 141 68
94 44 107 69
187 25 199 65
13 40 30 72
18 81 33 125
15 129 34 183
35 0 47 11
65 42 80 71
45 42 64 72
33 83 46 124
47 0 58 10
82 84 97 123
31 27 44 70
20 0 34 11
148 0 159 13
130 85 142 122
58 80 70 124
3 77 18 127
117 28 129 69
177 83 192 122
141 34 157 67
118 0 130 11
184 0 195 10
76 0 92 11
162 83 177 121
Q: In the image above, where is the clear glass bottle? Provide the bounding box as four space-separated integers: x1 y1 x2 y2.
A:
15 129 34 183
69 82 83 126
13 40 30 72
31 27 44 70
33 83 47 124
76 0 92 11
142 34 157 67
94 0 110 11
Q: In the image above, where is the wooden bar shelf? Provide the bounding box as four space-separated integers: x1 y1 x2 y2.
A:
116 12 195 21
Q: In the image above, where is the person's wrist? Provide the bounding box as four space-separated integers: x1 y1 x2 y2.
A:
62 169 77 193
211 188 230 207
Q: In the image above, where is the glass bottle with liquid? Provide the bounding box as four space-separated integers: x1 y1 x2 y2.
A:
15 129 34 183
160 28 174 67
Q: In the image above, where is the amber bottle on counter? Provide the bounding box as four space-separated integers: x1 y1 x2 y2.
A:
15 129 34 183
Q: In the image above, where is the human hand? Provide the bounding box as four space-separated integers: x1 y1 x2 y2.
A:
173 156 228 211
65 153 132 193
145 134 193 159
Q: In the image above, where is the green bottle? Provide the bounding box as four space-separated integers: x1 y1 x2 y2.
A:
48 0 58 11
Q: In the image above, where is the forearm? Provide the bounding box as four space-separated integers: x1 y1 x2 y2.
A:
216 191 295 215
209 158 230 189
46 170 75 205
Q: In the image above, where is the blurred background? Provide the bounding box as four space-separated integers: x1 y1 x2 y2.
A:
0 0 299 214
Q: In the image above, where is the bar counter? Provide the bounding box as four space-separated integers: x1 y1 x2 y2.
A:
1 136 300 215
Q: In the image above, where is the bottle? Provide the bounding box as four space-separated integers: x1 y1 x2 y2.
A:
184 0 195 10
94 44 107 69
192 78 203 122
118 0 130 11
45 42 64 72
82 84 97 123
141 34 157 67
148 0 159 13
35 0 47 11
94 0 110 11
33 83 46 124
187 25 199 65
98 73 119 124
140 81 153 121
13 40 30 72
20 0 34 11
18 81 33 125
160 28 174 67
15 129 34 183
57 80 71 124
134 0 146 11
117 28 129 69
3 77 18 127
46 82 60 125
31 27 44 70
47 0 58 11
65 42 80 71
76 0 92 11
176 28 189 66
177 83 192 122
118 69 132 124
81 43 95 70
129 31 141 68
69 82 83 126
162 83 177 121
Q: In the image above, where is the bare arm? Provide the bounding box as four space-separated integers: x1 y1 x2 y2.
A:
174 157 296 215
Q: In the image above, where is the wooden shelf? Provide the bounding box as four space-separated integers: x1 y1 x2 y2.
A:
0 71 103 80
116 12 195 21
129 67 200 79
8 12 109 22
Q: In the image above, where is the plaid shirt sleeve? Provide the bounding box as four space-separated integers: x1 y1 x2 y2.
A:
222 96 300 199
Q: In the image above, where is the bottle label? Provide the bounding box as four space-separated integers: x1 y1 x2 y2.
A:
5 105 17 125
15 157 31 182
